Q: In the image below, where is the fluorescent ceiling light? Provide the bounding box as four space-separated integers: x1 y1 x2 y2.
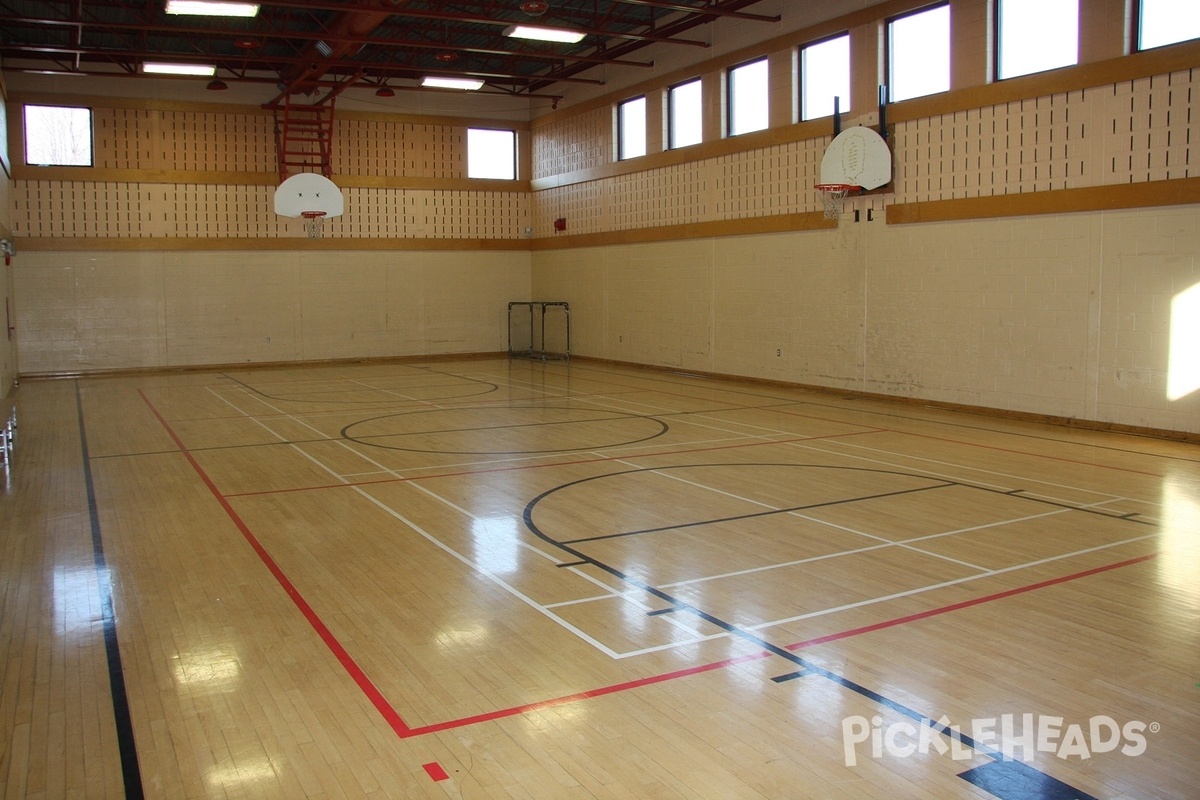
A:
504 25 586 44
165 1 260 16
143 62 216 76
422 76 484 91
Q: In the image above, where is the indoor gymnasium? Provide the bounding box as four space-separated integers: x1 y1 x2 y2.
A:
0 1 1197 798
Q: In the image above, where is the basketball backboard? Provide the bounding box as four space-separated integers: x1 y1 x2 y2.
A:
273 172 344 218
819 126 892 190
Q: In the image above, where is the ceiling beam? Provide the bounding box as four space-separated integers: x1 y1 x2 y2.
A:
0 14 656 70
611 0 780 23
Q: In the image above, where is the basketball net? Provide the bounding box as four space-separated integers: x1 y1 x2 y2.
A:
815 184 857 220
301 210 327 239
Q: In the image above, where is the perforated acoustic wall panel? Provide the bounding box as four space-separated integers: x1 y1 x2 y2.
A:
890 69 1197 202
95 108 156 170
532 107 612 180
1109 71 1195 183
13 183 530 239
89 107 276 173
532 137 830 237
12 102 530 240
11 65 1198 244
337 120 463 179
162 111 276 174
714 142 822 219
529 67 1198 237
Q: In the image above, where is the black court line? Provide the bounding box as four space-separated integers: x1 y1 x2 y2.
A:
125 378 844 461
75 382 145 800
221 371 500 404
523 463 1139 799
340 406 670 454
524 509 1106 800
527 461 1157 555
561 481 956 545
560 361 1200 466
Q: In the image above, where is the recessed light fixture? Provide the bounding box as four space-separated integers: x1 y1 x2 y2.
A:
143 62 217 76
422 76 484 91
503 25 586 44
165 1 260 17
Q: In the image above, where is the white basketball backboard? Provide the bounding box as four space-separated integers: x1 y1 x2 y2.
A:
819 126 892 190
273 172 345 218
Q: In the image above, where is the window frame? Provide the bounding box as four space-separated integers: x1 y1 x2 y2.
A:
726 56 770 137
885 2 950 103
617 95 647 161
667 77 703 150
994 0 1080 81
466 127 517 180
23 104 95 167
1134 0 1200 51
798 32 851 122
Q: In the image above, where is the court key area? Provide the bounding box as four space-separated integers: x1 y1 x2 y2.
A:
1 358 1197 799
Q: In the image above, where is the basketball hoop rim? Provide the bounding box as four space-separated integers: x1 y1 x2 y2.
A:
814 183 861 193
300 210 328 219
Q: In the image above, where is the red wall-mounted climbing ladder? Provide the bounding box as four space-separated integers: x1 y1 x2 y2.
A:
271 97 335 182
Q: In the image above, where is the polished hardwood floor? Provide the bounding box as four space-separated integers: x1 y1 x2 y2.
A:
1 358 1197 799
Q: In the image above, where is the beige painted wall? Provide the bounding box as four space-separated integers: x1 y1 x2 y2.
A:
0 178 15 399
531 205 1200 434
13 249 530 374
4 1 1198 437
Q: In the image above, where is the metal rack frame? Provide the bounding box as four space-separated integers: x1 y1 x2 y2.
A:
507 301 570 361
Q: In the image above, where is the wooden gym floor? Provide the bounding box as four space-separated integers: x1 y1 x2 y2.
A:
0 358 1197 799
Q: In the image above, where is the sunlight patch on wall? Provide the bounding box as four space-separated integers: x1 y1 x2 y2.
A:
1167 282 1200 400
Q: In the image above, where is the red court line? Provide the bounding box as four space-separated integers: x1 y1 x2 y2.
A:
422 762 450 781
785 552 1159 652
138 388 1160 742
408 551 1159 736
221 428 886 498
139 390 415 739
401 651 774 737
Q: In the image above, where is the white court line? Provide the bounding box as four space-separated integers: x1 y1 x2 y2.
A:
541 484 1099 603
796 436 1132 504
202 377 1165 663
561 455 994 579
545 499 1155 653
500 375 810 443
627 465 993 572
204 384 641 659
502 372 1156 513
746 528 1160 634
402 481 726 646
656 505 1084 590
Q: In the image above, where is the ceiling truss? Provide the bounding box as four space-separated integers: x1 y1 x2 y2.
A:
0 1 780 103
